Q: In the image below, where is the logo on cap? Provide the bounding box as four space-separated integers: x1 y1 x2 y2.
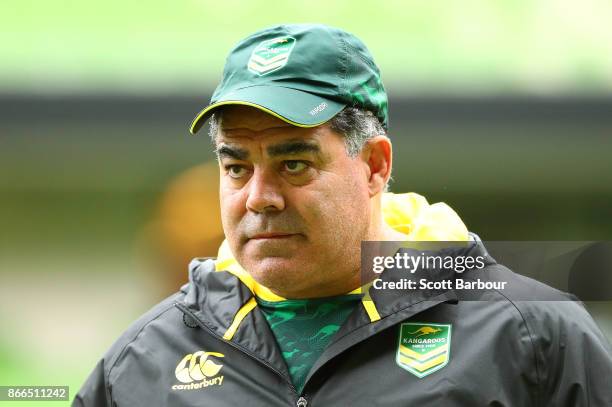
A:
248 36 296 76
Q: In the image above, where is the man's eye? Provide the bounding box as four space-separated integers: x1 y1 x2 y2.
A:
226 165 248 179
283 161 308 174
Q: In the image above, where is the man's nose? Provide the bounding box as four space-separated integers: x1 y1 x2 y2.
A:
245 169 285 213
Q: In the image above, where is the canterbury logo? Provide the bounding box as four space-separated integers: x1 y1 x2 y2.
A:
409 326 442 338
172 351 225 391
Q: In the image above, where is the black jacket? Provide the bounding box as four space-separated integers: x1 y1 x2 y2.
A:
74 240 612 406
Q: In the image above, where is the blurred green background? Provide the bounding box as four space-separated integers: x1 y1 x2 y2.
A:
1 1 612 405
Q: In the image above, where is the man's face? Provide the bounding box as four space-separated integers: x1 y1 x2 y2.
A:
216 106 372 298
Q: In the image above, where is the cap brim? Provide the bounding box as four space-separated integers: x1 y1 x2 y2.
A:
189 86 346 134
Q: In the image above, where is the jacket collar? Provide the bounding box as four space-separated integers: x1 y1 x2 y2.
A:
181 236 493 327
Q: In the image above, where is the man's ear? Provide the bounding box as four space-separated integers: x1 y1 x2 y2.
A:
361 136 392 197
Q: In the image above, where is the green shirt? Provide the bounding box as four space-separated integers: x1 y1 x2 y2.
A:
257 294 362 393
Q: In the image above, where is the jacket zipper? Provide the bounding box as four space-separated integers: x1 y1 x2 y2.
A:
175 302 305 405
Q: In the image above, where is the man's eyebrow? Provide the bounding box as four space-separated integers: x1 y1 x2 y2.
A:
267 140 321 157
216 144 249 160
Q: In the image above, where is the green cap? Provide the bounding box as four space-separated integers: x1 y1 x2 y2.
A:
189 23 388 134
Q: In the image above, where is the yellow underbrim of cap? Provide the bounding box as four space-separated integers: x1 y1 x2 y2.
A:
190 100 321 135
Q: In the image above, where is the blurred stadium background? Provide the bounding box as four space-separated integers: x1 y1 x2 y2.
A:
1 1 611 405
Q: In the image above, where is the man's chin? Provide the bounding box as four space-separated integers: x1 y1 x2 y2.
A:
242 257 306 291
246 256 297 274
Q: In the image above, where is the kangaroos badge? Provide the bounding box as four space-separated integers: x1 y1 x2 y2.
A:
396 322 452 378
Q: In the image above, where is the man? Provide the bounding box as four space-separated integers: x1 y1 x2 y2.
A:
75 24 612 406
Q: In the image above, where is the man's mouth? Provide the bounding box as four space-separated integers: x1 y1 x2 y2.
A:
249 232 297 240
